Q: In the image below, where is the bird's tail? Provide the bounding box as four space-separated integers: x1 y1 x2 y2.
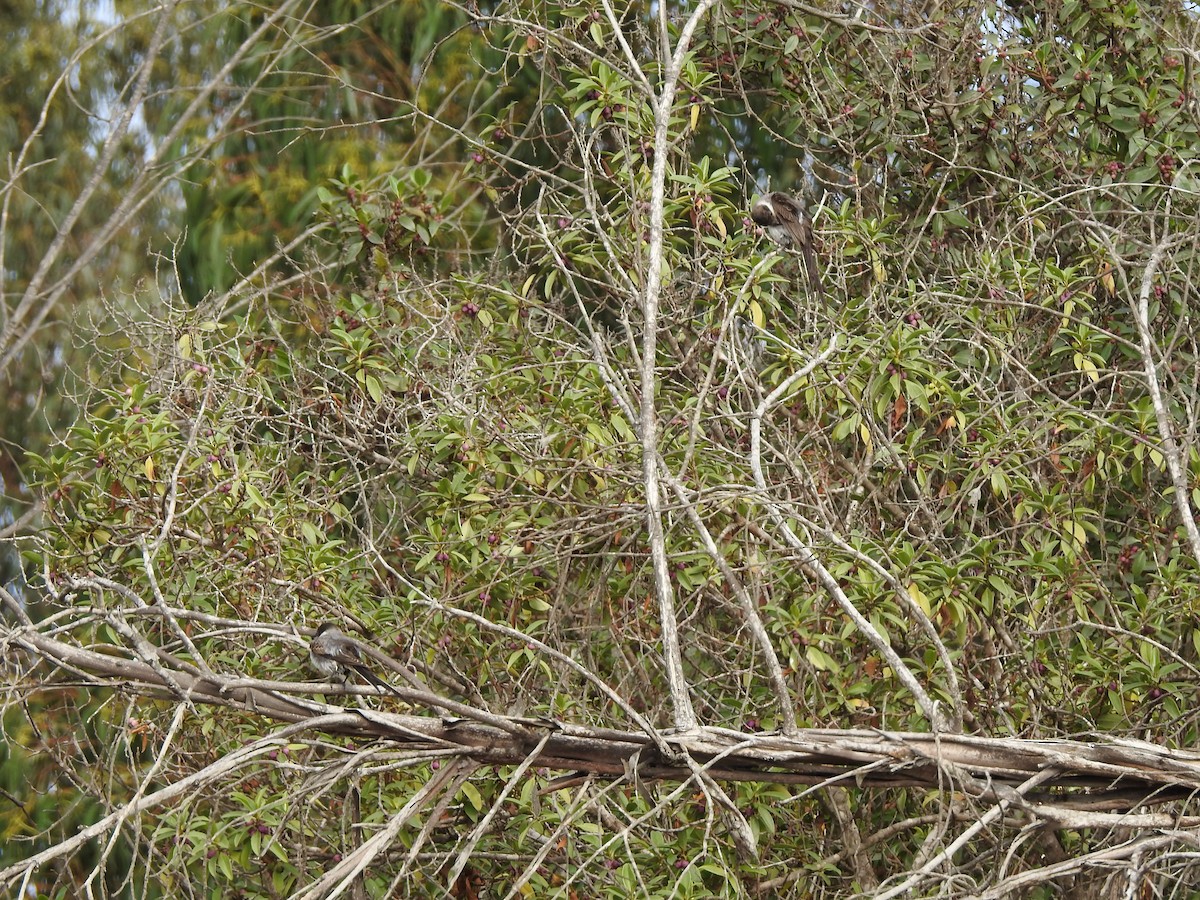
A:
357 664 404 697
802 242 824 297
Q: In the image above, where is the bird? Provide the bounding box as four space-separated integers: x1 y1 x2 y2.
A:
750 191 824 297
308 623 402 696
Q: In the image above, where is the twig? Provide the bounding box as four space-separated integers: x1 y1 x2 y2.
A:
445 731 554 887
1128 196 1200 566
657 462 798 734
747 335 948 730
871 768 1059 900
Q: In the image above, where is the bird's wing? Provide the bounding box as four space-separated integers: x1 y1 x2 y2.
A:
769 192 803 219
761 195 802 245
321 642 366 669
780 216 809 247
321 636 404 696
775 198 824 294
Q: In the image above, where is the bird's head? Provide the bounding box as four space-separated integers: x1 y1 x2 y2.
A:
749 195 777 227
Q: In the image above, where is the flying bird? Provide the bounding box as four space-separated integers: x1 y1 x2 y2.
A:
308 623 402 696
750 192 824 297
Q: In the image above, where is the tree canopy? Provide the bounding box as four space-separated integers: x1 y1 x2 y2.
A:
5 0 1200 897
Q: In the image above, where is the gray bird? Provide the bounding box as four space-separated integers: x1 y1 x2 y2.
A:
308 623 401 696
750 192 824 297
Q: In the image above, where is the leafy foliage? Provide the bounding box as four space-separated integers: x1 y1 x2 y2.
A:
8 0 1200 897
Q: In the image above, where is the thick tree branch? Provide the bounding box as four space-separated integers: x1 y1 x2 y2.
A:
638 0 719 733
8 623 1200 810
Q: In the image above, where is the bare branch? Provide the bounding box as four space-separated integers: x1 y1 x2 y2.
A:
638 0 720 733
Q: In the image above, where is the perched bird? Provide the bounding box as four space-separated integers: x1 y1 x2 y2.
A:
308 623 401 696
750 192 824 297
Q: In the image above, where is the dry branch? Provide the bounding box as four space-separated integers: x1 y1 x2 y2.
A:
9 624 1200 824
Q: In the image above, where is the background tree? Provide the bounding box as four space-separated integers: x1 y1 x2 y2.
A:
5 0 1200 898
0 0 144 530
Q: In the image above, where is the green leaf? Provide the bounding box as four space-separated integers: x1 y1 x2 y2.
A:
586 422 613 444
364 373 383 403
806 645 839 673
611 413 635 442
749 298 765 328
939 208 971 229
461 781 483 812
244 483 269 511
